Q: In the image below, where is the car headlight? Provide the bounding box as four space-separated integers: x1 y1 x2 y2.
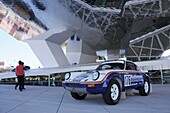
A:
92 71 100 81
65 72 71 80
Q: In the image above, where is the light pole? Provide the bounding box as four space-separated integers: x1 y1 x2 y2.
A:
13 59 16 67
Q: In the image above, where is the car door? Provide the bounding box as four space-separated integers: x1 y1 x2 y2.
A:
124 62 141 88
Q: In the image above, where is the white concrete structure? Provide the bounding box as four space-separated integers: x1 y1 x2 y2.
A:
3 0 170 67
24 0 120 67
24 0 170 67
26 29 74 67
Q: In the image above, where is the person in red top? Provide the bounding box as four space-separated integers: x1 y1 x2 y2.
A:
15 60 25 91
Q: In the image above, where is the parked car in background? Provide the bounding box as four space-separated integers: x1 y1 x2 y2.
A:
62 59 151 105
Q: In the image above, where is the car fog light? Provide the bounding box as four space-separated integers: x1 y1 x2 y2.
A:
88 84 95 87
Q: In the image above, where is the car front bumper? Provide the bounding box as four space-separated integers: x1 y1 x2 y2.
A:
62 82 107 94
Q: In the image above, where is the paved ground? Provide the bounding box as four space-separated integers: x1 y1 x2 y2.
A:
0 84 170 113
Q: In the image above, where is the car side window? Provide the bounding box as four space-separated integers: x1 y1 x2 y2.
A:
101 65 112 70
136 65 142 71
126 62 137 70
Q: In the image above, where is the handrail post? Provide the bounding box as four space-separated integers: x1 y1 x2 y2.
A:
48 74 50 87
160 65 163 84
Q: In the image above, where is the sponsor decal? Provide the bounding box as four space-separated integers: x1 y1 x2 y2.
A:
124 75 131 86
103 81 107 87
124 74 143 87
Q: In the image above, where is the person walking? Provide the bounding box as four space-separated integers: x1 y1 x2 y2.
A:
21 61 26 90
15 60 25 91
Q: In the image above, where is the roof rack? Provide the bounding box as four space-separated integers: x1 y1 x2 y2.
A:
103 58 127 62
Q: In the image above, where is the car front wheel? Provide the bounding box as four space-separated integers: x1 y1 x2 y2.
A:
71 92 87 100
102 79 121 105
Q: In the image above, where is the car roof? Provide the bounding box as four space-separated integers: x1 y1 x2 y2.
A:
101 59 133 65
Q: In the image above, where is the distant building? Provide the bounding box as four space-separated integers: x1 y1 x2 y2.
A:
0 61 4 69
0 2 45 40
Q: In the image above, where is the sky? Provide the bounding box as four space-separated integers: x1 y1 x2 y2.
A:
0 29 42 69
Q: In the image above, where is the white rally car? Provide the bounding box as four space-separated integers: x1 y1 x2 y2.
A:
62 59 151 105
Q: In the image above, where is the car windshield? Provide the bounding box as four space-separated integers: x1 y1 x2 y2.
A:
96 63 124 70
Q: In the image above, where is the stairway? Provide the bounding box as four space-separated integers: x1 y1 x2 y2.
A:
128 23 170 61
122 0 170 18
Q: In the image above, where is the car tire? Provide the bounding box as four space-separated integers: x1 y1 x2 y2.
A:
139 78 150 96
71 92 87 100
102 79 121 105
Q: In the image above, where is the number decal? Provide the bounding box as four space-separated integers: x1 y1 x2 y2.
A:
124 75 131 86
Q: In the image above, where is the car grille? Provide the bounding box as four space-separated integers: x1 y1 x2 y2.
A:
66 83 80 87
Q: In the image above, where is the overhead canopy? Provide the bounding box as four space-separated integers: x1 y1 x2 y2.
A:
1 57 170 80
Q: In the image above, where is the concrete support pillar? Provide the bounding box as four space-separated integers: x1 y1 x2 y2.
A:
150 83 153 93
126 89 134 96
121 89 134 100
26 29 74 67
66 36 97 64
121 91 126 99
106 49 120 60
48 75 50 87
